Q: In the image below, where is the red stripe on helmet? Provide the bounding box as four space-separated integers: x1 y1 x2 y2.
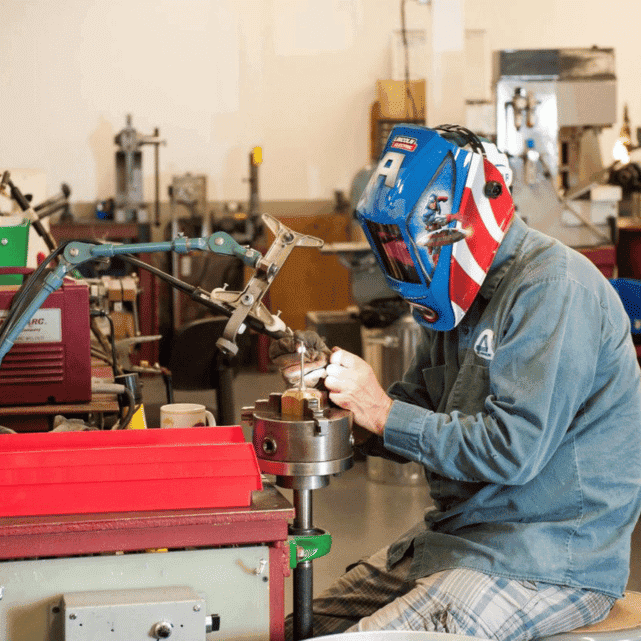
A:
483 159 515 230
458 187 497 273
448 156 515 318
450 256 481 312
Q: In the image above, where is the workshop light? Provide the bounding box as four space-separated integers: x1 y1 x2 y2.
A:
613 139 631 165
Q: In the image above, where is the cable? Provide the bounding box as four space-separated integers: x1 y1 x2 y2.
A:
104 314 119 378
1 238 288 366
90 346 112 364
400 0 418 119
116 386 136 429
120 254 210 297
92 383 135 430
436 124 486 156
118 253 288 339
89 310 121 377
0 242 70 345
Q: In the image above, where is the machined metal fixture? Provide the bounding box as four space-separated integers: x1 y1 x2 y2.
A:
243 390 354 641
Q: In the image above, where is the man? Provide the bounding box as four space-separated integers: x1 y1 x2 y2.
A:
271 124 641 641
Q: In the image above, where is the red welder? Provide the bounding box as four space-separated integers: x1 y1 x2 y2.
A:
0 268 91 406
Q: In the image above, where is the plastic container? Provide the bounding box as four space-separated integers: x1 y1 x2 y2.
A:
0 218 30 285
610 278 641 333
0 426 262 517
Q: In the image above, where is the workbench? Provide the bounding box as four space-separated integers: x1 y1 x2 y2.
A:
0 393 119 432
0 483 295 640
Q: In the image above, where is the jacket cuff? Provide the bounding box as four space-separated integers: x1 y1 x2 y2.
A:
383 399 432 460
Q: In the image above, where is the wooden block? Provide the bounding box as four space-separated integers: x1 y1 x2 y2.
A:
105 277 122 302
121 277 138 301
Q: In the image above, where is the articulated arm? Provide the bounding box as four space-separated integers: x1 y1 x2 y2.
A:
0 214 323 364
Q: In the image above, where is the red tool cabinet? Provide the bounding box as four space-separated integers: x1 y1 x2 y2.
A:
0 426 293 641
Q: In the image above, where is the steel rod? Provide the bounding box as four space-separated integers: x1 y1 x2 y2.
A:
293 561 313 641
292 488 314 640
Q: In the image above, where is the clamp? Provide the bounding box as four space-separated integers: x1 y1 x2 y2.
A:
289 530 332 569
0 213 323 364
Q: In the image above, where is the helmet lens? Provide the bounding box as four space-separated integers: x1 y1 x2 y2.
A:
363 220 421 284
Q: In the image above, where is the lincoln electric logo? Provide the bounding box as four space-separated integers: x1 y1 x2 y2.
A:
391 136 418 152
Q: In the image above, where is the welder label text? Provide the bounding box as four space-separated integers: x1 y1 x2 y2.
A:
0 309 62 343
391 136 418 152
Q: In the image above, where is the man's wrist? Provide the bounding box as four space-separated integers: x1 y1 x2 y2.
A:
373 395 393 436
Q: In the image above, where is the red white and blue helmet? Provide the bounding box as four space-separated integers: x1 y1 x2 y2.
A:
356 124 514 331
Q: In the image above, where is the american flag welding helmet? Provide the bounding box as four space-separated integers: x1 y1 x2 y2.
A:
356 124 514 331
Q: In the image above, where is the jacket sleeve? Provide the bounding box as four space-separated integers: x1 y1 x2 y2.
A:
382 276 606 485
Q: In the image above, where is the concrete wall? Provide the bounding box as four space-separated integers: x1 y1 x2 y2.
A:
1 0 638 212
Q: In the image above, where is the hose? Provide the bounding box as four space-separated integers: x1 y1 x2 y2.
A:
91 383 135 430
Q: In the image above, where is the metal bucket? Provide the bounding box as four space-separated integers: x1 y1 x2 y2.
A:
361 314 427 486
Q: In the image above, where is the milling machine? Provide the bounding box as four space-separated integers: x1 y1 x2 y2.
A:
494 46 619 246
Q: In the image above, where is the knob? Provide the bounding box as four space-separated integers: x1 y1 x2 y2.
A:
152 621 173 638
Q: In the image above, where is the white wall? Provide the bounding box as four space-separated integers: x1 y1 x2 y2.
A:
1 0 639 205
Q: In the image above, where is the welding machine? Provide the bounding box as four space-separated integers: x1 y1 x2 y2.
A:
0 268 91 405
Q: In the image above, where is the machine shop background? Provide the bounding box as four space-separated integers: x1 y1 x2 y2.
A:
1 0 638 225
1 1 641 640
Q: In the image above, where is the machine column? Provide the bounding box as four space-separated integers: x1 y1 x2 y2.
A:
292 488 314 641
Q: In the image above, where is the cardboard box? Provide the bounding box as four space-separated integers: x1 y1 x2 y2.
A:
377 79 426 119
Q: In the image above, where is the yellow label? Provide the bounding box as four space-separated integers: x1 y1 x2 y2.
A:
128 404 148 430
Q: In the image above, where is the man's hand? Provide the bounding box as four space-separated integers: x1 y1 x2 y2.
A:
269 329 331 388
324 349 392 435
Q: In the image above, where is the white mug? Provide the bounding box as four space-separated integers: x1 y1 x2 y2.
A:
160 403 216 429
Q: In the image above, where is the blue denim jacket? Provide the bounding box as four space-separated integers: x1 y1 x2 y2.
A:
382 215 641 597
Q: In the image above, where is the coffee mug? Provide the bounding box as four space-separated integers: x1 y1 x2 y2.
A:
160 403 216 429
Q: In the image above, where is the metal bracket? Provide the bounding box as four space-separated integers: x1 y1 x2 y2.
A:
289 531 332 569
307 397 329 435
213 213 323 356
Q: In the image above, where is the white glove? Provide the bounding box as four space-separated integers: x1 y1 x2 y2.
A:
324 349 392 434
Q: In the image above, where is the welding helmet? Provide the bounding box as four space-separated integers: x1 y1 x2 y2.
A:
355 124 514 331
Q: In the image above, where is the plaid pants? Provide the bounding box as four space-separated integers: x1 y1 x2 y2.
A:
287 546 616 641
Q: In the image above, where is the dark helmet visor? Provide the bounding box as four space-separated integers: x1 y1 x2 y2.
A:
363 219 421 284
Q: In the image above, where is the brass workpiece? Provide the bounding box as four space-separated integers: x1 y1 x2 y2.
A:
281 388 327 420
